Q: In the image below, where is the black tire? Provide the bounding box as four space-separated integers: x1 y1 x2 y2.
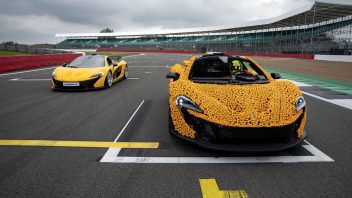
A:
123 65 128 79
104 71 113 88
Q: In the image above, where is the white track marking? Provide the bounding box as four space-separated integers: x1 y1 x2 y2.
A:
128 60 178 62
258 58 296 61
123 54 145 58
303 140 334 162
0 54 144 77
9 78 139 81
0 67 55 77
114 100 145 141
129 66 166 68
8 76 142 82
100 140 333 164
100 156 326 163
331 99 352 108
302 91 352 110
10 78 51 81
100 100 145 162
290 80 312 87
288 80 351 111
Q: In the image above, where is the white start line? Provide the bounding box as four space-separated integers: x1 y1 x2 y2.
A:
100 140 334 164
100 100 145 162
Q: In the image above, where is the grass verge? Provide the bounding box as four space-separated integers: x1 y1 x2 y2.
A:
0 51 33 56
263 66 352 96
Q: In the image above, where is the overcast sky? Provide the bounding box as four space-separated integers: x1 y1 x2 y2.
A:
0 0 314 44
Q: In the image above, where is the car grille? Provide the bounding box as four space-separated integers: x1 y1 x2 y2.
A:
184 112 304 144
52 77 101 89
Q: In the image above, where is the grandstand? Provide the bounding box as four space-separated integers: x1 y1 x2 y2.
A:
56 0 352 55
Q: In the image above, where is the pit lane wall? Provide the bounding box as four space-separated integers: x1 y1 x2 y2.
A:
0 53 81 73
314 55 352 62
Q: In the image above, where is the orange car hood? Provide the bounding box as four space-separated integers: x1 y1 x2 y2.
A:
176 80 302 128
54 67 105 81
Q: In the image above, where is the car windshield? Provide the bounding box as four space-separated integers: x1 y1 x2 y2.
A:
189 56 268 84
67 55 105 68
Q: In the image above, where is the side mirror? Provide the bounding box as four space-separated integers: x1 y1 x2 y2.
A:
166 72 180 81
62 63 67 67
271 73 281 79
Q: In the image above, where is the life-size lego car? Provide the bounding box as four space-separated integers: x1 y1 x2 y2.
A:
51 55 127 90
167 54 307 152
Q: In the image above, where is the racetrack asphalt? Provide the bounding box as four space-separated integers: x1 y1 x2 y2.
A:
0 53 351 197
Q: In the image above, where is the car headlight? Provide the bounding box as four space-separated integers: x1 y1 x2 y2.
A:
51 72 57 78
295 96 306 112
176 96 202 113
90 72 104 78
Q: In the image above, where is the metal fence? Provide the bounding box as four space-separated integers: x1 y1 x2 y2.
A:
0 44 73 54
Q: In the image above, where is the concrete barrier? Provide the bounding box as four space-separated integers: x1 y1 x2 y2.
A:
0 53 81 73
226 52 315 59
314 55 352 62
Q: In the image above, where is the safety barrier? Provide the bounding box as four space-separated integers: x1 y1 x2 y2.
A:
0 44 74 54
226 52 315 59
97 49 198 54
0 53 81 73
97 49 314 59
314 55 352 62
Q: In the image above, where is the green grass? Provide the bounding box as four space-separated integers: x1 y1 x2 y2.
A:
0 51 33 56
263 66 352 96
85 52 137 57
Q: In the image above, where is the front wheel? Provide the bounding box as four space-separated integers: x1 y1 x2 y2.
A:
124 65 128 79
105 71 113 88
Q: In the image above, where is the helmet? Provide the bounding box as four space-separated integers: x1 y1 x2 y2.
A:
230 60 242 75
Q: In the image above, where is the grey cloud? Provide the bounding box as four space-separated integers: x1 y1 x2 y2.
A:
0 0 312 44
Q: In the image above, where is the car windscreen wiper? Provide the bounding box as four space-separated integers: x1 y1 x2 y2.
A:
66 65 79 68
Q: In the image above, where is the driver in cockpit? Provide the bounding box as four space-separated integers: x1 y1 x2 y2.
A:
229 60 258 77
